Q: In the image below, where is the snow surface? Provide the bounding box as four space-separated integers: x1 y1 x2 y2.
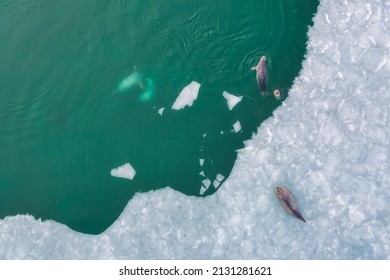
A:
1 0 390 259
171 81 201 110
110 163 136 180
223 91 243 110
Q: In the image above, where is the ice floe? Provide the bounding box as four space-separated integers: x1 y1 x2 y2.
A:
158 107 165 116
216 174 224 182
110 163 136 180
202 179 211 189
171 81 201 110
233 121 241 133
223 91 243 110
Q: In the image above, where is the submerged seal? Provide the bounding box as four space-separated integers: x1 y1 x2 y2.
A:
276 186 306 223
251 55 268 95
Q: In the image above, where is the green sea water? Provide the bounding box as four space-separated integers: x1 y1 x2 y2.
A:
0 0 319 234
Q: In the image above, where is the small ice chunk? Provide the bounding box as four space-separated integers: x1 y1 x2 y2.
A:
202 179 211 189
203 133 207 138
199 186 207 195
158 107 165 116
220 131 224 134
110 163 136 180
172 81 201 110
199 171 205 177
216 174 224 182
213 180 220 189
223 91 243 110
199 159 204 166
233 121 241 132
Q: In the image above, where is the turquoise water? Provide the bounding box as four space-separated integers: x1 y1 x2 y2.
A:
0 0 318 234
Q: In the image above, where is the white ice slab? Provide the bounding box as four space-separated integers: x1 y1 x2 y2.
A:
216 174 225 182
199 186 207 195
110 163 136 180
158 107 165 116
233 121 241 133
223 91 243 110
202 179 211 189
172 81 201 110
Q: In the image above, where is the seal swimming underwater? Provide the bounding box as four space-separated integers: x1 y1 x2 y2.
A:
251 55 268 95
117 70 143 93
138 78 155 102
276 186 306 223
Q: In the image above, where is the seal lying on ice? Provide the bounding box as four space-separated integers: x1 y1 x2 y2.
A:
251 55 268 95
276 186 306 223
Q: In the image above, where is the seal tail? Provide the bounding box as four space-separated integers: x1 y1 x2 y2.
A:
294 212 306 223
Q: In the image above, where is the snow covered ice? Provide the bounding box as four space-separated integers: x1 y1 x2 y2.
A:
1 0 390 259
110 163 136 180
171 81 201 110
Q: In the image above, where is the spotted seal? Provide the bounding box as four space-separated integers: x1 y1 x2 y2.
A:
276 186 306 223
251 55 268 95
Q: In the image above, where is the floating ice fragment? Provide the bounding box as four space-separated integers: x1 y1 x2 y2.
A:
158 107 165 116
233 121 241 132
199 171 205 177
199 186 207 195
213 180 221 189
216 174 224 182
110 163 136 180
202 179 211 189
222 91 243 110
199 159 204 166
172 81 201 110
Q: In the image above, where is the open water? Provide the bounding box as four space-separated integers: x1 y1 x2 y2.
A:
0 0 318 234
